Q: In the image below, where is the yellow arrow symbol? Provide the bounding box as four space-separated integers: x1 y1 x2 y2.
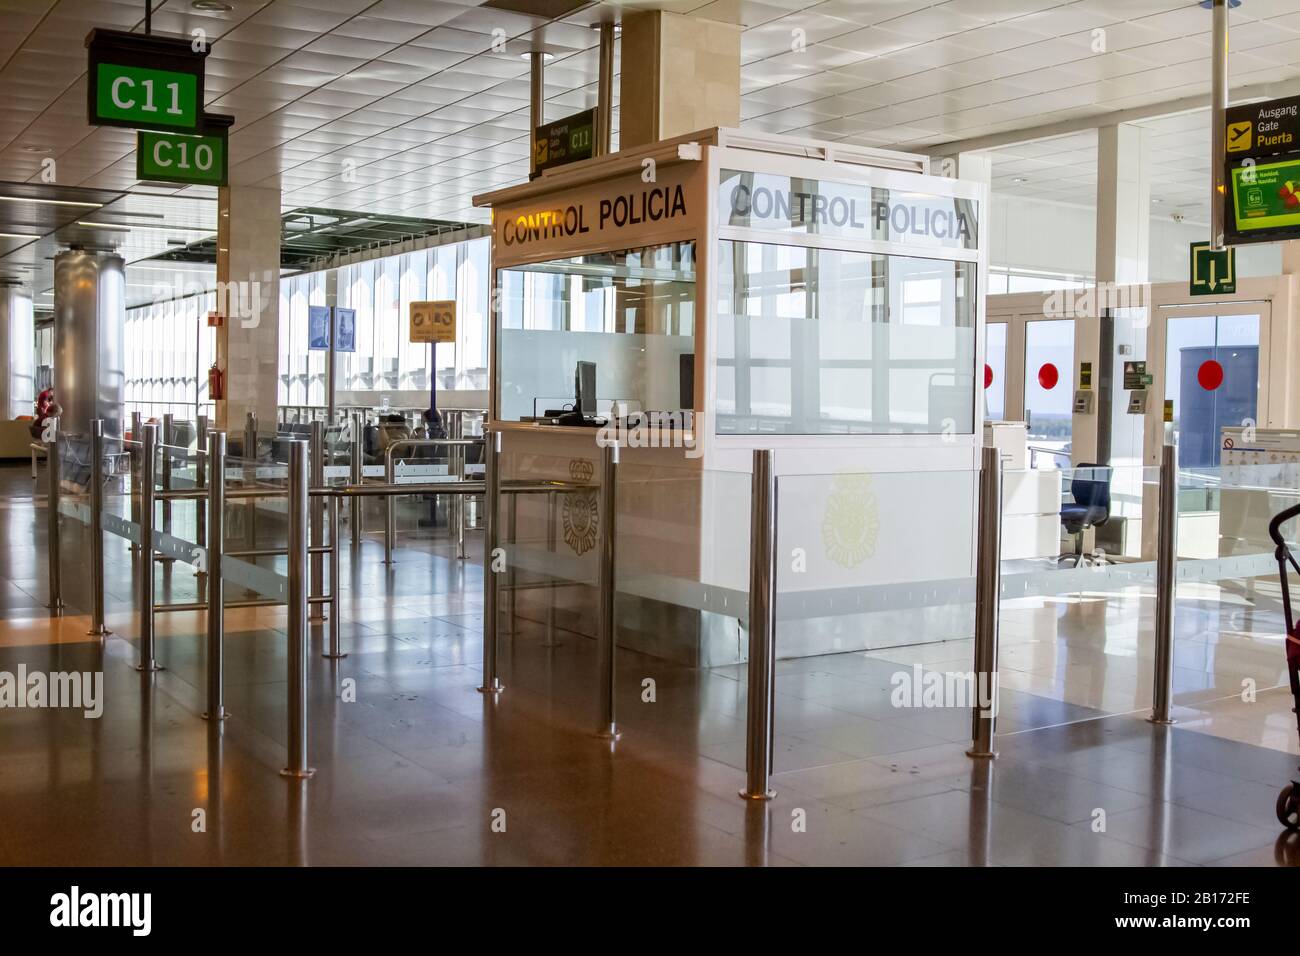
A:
1209 258 1218 290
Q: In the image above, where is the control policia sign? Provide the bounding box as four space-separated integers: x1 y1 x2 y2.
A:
136 113 232 187
1223 94 1300 245
86 29 208 132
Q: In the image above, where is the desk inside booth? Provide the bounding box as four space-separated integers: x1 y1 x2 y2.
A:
473 128 988 665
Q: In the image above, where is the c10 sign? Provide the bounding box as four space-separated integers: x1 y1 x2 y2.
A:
137 129 227 186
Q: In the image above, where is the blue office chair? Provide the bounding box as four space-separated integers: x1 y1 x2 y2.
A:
1060 463 1112 566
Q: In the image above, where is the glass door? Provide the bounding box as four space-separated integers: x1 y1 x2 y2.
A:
983 320 1008 421
1023 318 1074 469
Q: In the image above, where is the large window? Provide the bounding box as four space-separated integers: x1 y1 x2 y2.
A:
124 292 216 423
279 236 491 405
715 240 976 435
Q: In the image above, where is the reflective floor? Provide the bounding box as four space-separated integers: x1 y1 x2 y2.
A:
2 464 1298 866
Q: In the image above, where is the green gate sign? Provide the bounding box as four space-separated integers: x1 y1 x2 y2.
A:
137 124 229 186
86 29 207 133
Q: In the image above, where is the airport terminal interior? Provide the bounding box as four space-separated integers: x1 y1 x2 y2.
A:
4 0 1300 869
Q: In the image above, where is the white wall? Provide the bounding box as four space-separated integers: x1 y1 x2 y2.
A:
990 194 1283 282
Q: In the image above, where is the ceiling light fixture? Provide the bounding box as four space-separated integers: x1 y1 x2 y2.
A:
0 196 102 208
191 0 234 11
21 145 52 153
0 232 41 240
1011 177 1027 184
520 51 555 62
75 221 129 231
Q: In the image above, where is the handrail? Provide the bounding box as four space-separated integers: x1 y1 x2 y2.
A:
384 436 486 565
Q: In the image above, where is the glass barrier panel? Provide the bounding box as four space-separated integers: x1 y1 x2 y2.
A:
1171 461 1300 752
54 433 94 619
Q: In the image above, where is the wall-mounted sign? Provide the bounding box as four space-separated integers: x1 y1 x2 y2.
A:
1122 361 1149 390
86 29 207 133
533 108 595 177
719 169 978 251
335 308 356 353
1190 241 1236 295
410 300 455 343
1079 361 1092 390
308 305 331 350
136 113 231 186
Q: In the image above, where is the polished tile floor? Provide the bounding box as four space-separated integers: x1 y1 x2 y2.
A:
2 463 1298 866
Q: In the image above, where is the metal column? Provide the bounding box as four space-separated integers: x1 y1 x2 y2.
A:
595 442 621 740
741 449 777 800
349 411 363 550
1209 0 1229 251
477 429 503 694
1150 444 1178 725
204 430 228 721
87 419 108 637
968 445 1003 759
594 22 616 158
528 51 546 177
282 439 315 778
136 423 162 672
309 420 325 621
45 429 62 612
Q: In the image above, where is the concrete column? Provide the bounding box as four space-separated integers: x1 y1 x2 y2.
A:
0 286 34 420
619 10 740 150
1078 123 1150 467
215 185 280 433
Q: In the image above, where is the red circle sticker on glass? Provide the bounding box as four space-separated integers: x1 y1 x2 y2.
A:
984 364 993 389
1197 360 1224 391
1037 363 1059 390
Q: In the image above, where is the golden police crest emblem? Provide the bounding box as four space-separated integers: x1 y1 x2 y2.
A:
563 458 598 555
822 473 879 569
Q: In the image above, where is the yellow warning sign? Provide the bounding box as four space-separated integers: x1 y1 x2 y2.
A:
409 300 456 344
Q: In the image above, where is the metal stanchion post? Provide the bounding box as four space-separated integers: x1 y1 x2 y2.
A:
596 441 621 740
350 411 363 550
309 420 325 622
324 494 345 659
1150 443 1178 725
478 429 503 694
384 443 395 565
129 410 142 553
87 419 109 637
243 410 257 551
196 414 208 555
741 448 777 800
45 428 63 612
282 439 315 778
204 430 228 721
136 423 162 672
161 413 174 541
968 445 1003 759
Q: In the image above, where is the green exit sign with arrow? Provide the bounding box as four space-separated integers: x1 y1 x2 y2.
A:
1190 241 1236 296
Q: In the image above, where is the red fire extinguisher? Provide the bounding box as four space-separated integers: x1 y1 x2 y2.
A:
208 364 224 400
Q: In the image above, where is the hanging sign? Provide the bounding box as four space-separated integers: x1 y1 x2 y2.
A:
335 308 356 353
1224 95 1300 160
410 300 456 343
533 108 596 178
308 305 331 351
86 29 207 132
136 113 231 186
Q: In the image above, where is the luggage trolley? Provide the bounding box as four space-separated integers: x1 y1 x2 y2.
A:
1267 502 1300 829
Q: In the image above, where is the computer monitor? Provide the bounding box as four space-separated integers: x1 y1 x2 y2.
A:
576 361 596 417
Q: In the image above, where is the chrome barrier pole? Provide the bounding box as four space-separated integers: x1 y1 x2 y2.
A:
129 410 142 553
968 445 1003 759
324 493 345 659
136 423 162 672
504 489 517 636
243 410 257 551
309 420 325 622
87 419 108 637
741 448 777 800
349 411 363 551
161 413 174 541
1150 444 1178 725
384 442 395 565
596 441 621 740
196 414 208 555
451 411 467 559
45 428 63 612
204 430 228 721
282 439 315 778
477 429 503 694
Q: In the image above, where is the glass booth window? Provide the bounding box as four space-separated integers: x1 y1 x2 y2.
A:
495 241 696 422
1023 318 1073 466
715 240 976 435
